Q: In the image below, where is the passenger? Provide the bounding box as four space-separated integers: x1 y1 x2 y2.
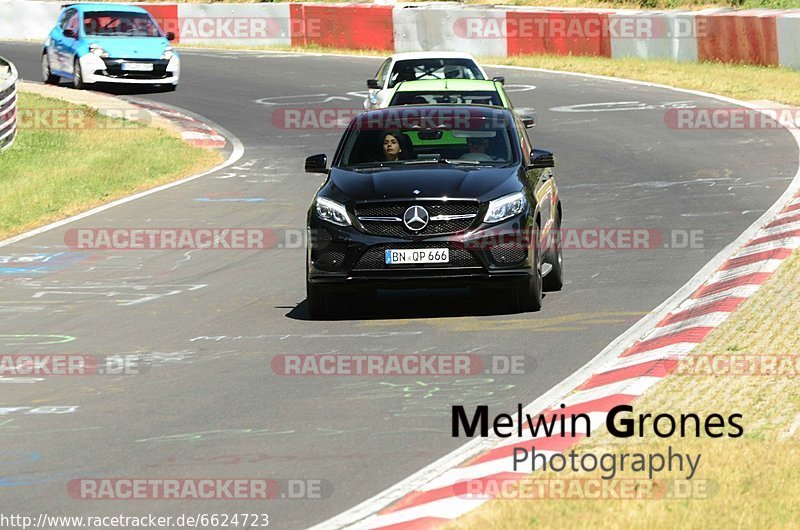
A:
382 132 403 161
381 131 415 161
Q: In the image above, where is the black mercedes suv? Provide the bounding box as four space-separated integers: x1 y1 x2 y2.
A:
304 105 562 319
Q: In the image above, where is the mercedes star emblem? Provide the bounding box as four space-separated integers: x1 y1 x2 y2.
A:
403 205 429 231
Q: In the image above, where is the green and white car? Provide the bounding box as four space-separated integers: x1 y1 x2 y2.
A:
387 79 534 127
388 79 509 106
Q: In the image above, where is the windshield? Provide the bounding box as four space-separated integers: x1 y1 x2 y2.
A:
338 109 516 168
391 90 503 107
387 59 484 88
83 11 162 37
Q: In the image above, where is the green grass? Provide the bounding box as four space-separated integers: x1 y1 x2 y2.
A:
0 92 220 240
496 54 800 106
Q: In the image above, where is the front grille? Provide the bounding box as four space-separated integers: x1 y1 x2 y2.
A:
353 243 479 271
489 242 528 264
356 200 479 238
100 58 170 80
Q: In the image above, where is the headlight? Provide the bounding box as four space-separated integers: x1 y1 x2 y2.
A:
484 192 527 224
315 197 351 226
89 44 109 58
161 47 174 60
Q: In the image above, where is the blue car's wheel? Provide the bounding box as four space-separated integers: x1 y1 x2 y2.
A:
72 57 84 90
41 52 58 85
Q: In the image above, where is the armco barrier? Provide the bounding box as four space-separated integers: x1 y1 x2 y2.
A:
173 3 290 47
290 3 394 50
697 10 780 66
777 14 800 69
506 11 612 58
0 56 18 151
609 12 699 62
394 6 507 57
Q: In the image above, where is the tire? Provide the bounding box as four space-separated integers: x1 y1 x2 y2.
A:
72 57 84 90
509 240 542 313
163 84 177 92
306 280 335 320
542 215 563 292
41 52 58 84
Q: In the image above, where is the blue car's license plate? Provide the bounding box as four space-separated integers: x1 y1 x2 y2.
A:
121 63 153 72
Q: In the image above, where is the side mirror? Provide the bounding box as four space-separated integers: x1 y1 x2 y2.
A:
529 149 554 169
305 153 328 174
166 31 176 42
522 116 535 128
492 76 505 85
63 28 77 39
367 79 381 90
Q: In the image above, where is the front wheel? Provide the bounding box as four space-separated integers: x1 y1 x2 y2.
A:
41 52 58 84
306 281 336 320
509 242 542 313
543 216 563 291
72 57 84 90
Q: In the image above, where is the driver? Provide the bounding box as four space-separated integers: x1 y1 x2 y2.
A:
459 137 494 161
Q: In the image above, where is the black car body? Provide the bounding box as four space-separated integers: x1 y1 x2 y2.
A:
304 105 562 318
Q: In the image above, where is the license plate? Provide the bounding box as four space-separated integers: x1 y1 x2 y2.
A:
121 63 153 72
385 248 449 265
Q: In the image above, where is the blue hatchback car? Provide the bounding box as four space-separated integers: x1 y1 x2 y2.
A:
42 3 179 90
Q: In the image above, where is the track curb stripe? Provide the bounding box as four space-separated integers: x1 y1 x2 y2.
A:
346 184 800 527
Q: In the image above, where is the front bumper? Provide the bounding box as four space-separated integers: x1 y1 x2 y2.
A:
79 54 180 85
307 214 535 289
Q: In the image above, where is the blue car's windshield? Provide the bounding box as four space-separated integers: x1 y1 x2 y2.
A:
83 11 162 37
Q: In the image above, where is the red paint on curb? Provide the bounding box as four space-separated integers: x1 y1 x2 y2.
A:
697 13 779 66
506 11 612 58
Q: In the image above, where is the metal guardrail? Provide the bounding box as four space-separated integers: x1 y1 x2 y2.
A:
0 56 19 151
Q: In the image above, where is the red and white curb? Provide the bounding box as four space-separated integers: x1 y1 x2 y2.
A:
307 73 800 530
345 202 800 530
128 99 227 149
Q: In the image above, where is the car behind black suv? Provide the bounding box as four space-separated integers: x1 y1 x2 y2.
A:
304 105 562 319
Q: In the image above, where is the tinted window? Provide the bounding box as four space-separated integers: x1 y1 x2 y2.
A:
391 91 502 107
375 59 391 84
64 11 79 34
388 59 484 88
338 109 515 167
83 11 161 37
60 9 77 29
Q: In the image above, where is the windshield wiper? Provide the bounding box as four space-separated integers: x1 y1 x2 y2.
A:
352 166 392 172
403 158 481 166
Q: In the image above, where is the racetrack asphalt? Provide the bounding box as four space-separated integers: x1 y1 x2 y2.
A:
0 42 797 528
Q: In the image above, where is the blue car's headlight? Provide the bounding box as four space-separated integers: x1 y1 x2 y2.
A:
315 197 351 227
484 192 527 224
89 44 109 58
161 47 174 61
